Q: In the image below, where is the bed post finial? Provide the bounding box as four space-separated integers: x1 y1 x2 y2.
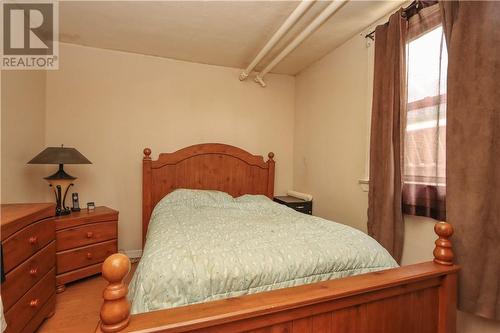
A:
268 152 275 160
144 148 152 160
99 254 131 333
433 222 454 265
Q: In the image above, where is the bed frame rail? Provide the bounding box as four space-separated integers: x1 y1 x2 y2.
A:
96 222 458 333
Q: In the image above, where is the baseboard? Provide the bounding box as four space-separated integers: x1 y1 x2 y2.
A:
120 249 143 260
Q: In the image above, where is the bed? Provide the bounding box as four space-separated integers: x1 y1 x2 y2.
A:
129 188 398 314
96 143 458 333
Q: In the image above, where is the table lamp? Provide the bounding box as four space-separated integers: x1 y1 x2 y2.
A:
28 145 92 216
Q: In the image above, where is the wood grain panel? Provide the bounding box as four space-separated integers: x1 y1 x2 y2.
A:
330 306 365 332
328 287 439 333
150 155 269 204
142 144 275 247
292 317 312 333
3 218 55 273
438 273 457 333
227 287 438 333
245 323 291 333
311 313 332 333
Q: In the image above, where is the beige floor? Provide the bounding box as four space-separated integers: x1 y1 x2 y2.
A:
37 264 137 333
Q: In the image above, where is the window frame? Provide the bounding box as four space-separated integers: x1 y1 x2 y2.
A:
402 4 447 221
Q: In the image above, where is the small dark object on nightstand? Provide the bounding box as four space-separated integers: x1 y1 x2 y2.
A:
274 196 312 215
87 202 96 211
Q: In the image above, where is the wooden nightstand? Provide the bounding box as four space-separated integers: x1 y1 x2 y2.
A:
54 206 118 293
273 196 313 215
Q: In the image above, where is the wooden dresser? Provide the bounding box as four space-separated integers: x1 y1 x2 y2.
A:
1 203 56 333
54 206 118 293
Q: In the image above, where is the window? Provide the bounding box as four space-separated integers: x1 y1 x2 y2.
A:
402 20 447 220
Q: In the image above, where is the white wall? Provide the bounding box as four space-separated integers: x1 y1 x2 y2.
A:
294 26 500 333
294 33 372 233
45 43 296 253
1 71 48 203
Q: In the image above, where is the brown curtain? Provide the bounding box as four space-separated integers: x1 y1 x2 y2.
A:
440 1 500 321
368 9 407 264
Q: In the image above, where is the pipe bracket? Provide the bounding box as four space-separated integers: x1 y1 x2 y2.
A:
254 75 266 88
239 71 249 81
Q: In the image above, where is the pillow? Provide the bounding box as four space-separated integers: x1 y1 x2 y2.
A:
156 188 233 208
235 194 272 204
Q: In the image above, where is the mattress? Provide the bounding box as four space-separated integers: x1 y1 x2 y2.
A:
128 189 398 314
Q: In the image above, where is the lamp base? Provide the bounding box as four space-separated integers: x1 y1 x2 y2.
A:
56 207 71 216
45 166 75 217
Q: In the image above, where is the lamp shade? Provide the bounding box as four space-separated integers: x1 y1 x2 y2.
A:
28 146 92 165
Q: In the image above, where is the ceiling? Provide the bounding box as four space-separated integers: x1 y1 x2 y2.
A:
59 1 404 75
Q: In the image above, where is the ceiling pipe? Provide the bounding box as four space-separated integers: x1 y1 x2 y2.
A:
255 0 348 87
239 0 316 81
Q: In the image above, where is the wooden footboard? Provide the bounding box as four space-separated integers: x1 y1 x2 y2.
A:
96 222 458 333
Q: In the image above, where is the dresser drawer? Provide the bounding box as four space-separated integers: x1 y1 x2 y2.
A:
4 268 55 333
56 239 117 274
56 221 117 251
21 294 55 333
2 241 56 311
2 218 55 273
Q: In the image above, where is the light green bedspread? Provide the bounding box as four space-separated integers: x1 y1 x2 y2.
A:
128 189 398 314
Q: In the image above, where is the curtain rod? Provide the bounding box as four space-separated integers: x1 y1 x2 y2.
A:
364 0 436 40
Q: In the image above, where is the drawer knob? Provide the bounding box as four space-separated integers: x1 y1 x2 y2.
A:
86 252 93 259
28 236 38 245
29 299 39 308
86 232 94 238
29 267 38 276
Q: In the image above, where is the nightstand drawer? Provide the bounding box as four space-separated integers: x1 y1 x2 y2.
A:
56 221 117 251
292 206 312 215
2 241 56 311
286 201 312 212
54 207 118 230
2 218 55 273
56 239 117 274
4 268 55 333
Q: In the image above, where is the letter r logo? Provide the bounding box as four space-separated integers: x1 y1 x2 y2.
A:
3 3 54 55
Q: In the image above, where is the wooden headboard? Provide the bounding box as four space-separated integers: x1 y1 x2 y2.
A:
142 143 275 246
